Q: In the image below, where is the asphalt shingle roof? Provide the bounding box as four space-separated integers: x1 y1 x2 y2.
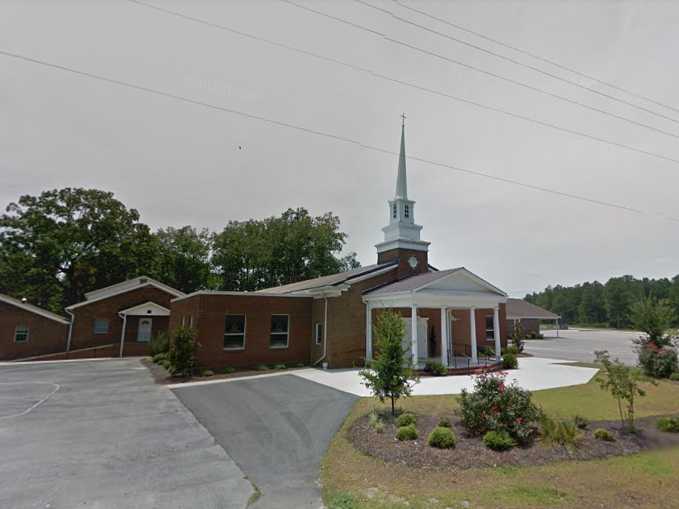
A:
506 298 560 319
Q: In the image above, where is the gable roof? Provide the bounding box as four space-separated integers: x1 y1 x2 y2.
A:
256 262 398 295
365 267 507 297
66 276 184 310
119 301 171 317
0 293 70 324
506 298 560 320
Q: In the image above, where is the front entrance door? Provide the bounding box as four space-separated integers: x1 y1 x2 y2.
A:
137 318 152 342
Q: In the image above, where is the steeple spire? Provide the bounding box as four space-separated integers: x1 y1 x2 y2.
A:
395 114 408 200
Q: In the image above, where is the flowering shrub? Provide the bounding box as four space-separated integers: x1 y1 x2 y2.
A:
458 371 540 445
637 342 678 379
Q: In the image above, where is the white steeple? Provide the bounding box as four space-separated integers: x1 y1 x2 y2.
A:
375 117 430 255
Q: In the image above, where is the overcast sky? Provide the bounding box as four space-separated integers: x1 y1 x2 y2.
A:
2 0 679 296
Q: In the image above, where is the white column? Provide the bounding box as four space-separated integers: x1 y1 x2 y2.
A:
469 307 478 364
411 304 418 366
493 307 501 360
440 307 449 367
365 303 373 362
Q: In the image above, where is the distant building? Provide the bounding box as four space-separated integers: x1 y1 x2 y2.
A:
505 298 560 337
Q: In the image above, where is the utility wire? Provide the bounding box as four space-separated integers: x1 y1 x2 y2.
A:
393 0 679 117
354 0 679 126
2 49 677 224
279 0 679 140
121 0 679 167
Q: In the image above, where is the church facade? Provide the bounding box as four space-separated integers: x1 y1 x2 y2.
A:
169 124 508 370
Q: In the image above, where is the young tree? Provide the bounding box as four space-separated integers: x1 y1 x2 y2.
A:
594 351 649 432
359 310 419 416
169 326 199 378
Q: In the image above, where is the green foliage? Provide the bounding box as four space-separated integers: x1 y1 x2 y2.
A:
256 364 270 371
152 352 167 364
396 424 418 441
155 226 215 293
574 415 589 429
502 352 518 369
631 297 674 344
326 491 358 509
670 372 679 381
483 430 515 451
427 426 456 449
168 326 199 377
223 366 235 374
593 428 615 442
273 363 287 370
637 344 678 379
511 321 525 353
594 351 649 432
359 311 419 416
200 369 215 377
425 361 447 376
478 346 495 357
0 187 158 311
395 412 416 427
540 415 580 446
505 345 519 356
368 411 385 433
438 416 452 428
150 331 170 356
459 371 541 445
211 207 358 291
657 417 679 433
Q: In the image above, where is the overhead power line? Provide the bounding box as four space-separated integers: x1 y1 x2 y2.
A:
393 0 679 117
279 0 679 140
121 0 679 167
354 0 679 126
1 49 677 225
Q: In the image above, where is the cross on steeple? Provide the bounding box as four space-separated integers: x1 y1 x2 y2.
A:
400 112 406 127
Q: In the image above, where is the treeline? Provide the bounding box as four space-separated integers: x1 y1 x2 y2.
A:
0 188 359 312
525 275 679 328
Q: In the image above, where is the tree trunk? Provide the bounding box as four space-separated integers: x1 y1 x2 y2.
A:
391 395 395 416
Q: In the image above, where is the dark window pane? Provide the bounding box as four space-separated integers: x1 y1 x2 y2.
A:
270 333 288 348
315 323 324 344
224 334 244 349
485 316 494 338
270 315 288 333
94 319 109 334
224 315 245 334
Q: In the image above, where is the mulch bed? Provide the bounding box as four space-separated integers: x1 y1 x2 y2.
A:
349 412 679 470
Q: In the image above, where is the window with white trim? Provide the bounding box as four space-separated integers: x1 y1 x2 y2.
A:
270 315 289 348
94 319 109 335
485 315 495 339
224 315 246 350
14 325 29 343
404 204 410 218
315 322 324 345
392 203 397 219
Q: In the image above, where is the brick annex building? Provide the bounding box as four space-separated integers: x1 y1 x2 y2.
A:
1 125 521 368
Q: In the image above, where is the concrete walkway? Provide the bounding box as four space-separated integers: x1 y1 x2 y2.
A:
0 359 254 509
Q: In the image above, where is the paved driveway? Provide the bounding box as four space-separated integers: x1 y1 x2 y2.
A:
525 328 639 365
0 359 253 509
173 374 358 509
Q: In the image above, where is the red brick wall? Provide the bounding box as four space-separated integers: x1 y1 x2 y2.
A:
310 298 326 364
376 248 429 279
69 286 175 350
0 301 68 360
170 294 313 370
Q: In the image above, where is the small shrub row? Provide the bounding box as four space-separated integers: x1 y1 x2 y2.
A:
593 428 615 442
396 412 416 427
428 426 456 449
396 424 418 441
425 361 448 376
657 416 679 433
483 430 515 451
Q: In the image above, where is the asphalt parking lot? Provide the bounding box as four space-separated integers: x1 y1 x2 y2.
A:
0 359 254 509
174 374 358 509
524 328 639 365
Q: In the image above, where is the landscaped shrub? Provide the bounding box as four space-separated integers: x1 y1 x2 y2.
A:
574 415 589 430
150 331 170 356
502 353 518 369
152 352 167 364
438 416 452 428
256 364 270 371
168 326 199 377
657 417 679 433
505 345 519 356
368 410 385 433
223 366 235 374
670 372 679 381
459 371 540 445
425 361 448 376
273 363 287 370
428 426 456 449
483 430 515 451
631 297 679 379
201 369 214 377
525 331 544 340
511 321 525 353
396 412 416 427
593 428 615 442
396 424 418 441
540 415 580 446
478 346 495 357
637 345 678 379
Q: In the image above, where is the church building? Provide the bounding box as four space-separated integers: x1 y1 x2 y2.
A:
169 123 508 370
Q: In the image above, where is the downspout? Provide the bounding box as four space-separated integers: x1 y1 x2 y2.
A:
65 309 74 351
118 312 127 358
314 296 328 366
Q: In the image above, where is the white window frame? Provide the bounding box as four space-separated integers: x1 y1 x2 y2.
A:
315 322 324 345
485 315 495 339
94 319 109 335
14 325 29 343
404 204 410 218
270 314 290 349
392 203 397 219
223 314 246 350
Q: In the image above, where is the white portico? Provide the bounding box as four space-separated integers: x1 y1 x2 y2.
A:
363 268 508 369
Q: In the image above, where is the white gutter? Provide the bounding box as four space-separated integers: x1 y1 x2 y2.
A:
314 297 329 366
65 309 74 351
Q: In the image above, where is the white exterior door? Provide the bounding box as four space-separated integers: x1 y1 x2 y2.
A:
137 318 152 342
402 317 428 360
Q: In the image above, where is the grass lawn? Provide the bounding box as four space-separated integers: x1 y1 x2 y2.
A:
322 374 679 509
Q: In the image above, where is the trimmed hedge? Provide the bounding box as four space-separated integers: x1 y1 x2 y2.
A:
396 424 418 441
428 426 456 449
